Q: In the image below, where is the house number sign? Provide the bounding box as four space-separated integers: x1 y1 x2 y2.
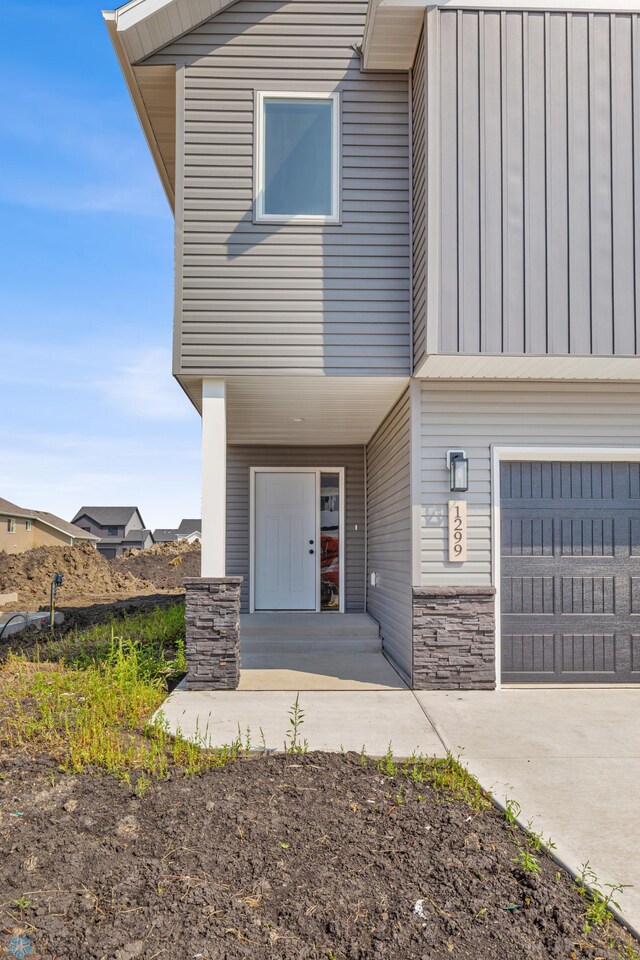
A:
448 500 467 562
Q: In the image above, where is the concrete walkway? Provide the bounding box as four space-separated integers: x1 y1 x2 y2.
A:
417 689 640 933
158 688 443 757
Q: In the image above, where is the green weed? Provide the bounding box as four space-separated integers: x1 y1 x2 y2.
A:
513 846 541 876
0 640 239 780
504 797 521 828
284 693 308 755
9 604 186 683
12 896 31 911
575 862 630 934
375 748 490 811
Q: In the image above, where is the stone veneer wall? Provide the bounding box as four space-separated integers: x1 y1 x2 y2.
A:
184 577 242 690
412 586 496 690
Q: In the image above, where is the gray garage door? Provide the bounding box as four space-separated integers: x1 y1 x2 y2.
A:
501 461 640 683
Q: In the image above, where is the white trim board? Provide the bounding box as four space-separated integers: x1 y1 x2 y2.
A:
249 467 346 615
490 444 640 690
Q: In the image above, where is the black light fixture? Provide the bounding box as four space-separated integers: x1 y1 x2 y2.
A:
447 450 469 493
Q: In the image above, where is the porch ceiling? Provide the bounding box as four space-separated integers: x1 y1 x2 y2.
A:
179 375 409 444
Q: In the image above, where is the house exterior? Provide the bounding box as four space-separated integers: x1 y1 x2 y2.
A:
153 528 180 544
0 498 99 554
177 519 202 543
106 0 640 690
153 519 201 543
72 507 153 559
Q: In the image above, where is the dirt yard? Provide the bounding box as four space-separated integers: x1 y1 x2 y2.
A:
0 751 636 960
0 541 200 612
113 539 200 589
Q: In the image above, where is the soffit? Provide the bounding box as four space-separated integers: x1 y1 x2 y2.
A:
179 375 410 444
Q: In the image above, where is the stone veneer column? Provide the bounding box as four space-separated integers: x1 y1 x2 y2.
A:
412 586 496 690
184 577 242 690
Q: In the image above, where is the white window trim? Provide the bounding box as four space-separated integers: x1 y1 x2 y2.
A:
249 466 346 613
254 91 341 226
490 445 640 691
8 519 16 534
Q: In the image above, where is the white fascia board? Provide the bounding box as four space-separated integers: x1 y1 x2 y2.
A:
102 13 175 210
364 0 640 71
106 0 177 32
104 0 239 61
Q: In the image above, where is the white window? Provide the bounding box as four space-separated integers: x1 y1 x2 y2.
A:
255 92 340 224
25 520 32 532
8 519 15 533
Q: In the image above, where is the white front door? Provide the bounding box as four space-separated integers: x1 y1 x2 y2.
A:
254 472 317 610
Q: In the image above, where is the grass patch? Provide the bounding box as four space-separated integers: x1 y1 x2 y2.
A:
375 746 492 811
0 628 239 780
5 604 186 683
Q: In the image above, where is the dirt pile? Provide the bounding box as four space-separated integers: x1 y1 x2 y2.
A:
112 539 200 588
0 542 155 610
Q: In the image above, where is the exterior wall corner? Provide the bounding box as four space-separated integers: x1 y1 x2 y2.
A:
412 585 496 690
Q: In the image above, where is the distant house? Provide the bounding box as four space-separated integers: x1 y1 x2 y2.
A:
176 519 202 543
71 507 154 559
0 498 99 554
153 528 179 544
152 519 202 545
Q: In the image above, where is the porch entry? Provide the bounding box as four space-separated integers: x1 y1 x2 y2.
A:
251 467 344 612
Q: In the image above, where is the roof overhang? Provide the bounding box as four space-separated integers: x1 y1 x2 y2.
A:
0 506 100 542
102 0 238 209
103 0 238 63
363 0 640 71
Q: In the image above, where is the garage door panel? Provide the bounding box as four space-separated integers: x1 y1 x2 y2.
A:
561 634 617 674
503 576 554 614
501 461 640 683
630 636 640 672
502 517 553 555
502 634 556 674
560 576 615 614
560 518 614 556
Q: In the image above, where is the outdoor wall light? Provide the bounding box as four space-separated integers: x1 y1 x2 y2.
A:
446 450 469 493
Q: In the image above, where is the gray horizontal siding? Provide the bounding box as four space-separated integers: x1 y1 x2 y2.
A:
227 445 365 612
147 0 411 376
428 9 640 357
419 381 640 586
412 26 427 372
366 390 412 677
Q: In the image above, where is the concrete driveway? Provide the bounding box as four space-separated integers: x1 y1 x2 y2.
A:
417 689 640 933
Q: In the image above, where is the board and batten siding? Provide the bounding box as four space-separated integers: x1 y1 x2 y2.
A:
411 27 427 372
417 8 640 358
146 0 411 377
366 390 412 677
419 381 640 586
226 446 365 612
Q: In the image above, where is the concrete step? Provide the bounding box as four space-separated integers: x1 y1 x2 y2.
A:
242 637 382 655
240 612 380 640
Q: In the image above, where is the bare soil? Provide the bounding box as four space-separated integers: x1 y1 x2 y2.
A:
0 544 157 611
0 752 635 960
0 542 197 613
113 540 200 589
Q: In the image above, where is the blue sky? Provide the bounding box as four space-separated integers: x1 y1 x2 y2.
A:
0 0 201 531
